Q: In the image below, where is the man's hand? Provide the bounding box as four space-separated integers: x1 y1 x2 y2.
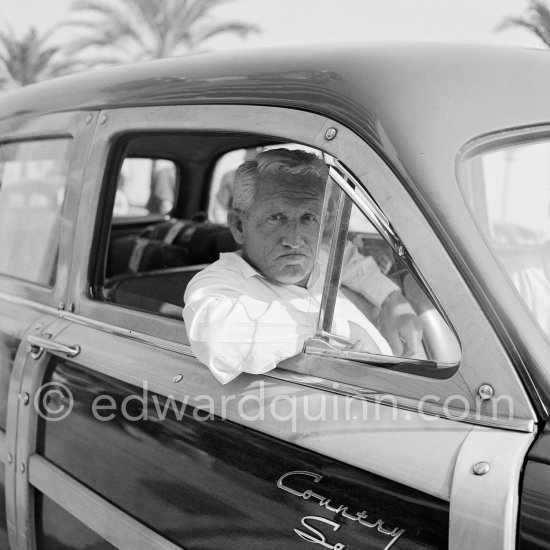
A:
378 290 423 357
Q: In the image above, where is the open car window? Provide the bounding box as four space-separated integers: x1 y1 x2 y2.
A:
97 134 460 379
115 158 178 219
98 135 265 319
207 148 250 225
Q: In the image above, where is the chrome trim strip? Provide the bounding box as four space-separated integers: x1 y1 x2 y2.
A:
57 311 531 432
0 291 58 317
318 189 352 333
305 341 446 368
58 311 195 356
267 369 536 433
0 430 5 464
325 156 404 254
28 454 185 550
324 155 462 370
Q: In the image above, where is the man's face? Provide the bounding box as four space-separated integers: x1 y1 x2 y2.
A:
231 177 324 286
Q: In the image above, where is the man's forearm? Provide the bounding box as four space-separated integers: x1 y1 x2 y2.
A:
183 295 316 384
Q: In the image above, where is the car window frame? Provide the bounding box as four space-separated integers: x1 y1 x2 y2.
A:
66 104 536 430
0 111 95 309
114 156 181 222
458 127 550 343
456 127 550 418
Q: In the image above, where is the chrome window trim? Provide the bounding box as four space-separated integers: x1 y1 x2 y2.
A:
0 291 59 319
317 185 353 335
59 310 194 357
30 307 530 432
266 369 535 433
306 342 439 366
0 430 5 464
458 125 550 161
325 154 447 319
312 154 461 371
67 104 536 424
0 288 195 394
0 292 191 356
29 454 184 550
325 156 402 252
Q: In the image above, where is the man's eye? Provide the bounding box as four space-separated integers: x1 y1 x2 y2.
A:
267 214 285 222
302 214 318 224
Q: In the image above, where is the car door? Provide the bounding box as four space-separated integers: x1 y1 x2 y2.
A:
19 104 538 550
0 111 96 550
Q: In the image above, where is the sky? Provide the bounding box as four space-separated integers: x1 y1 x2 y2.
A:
0 0 545 52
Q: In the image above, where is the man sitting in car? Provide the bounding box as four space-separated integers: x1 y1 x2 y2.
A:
183 148 422 384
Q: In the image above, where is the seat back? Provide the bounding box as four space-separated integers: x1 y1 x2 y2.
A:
108 218 238 278
144 219 238 264
107 234 189 278
107 265 207 318
106 219 238 315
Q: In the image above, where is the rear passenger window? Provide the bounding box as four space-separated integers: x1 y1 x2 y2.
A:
208 148 255 224
116 158 178 218
0 139 70 285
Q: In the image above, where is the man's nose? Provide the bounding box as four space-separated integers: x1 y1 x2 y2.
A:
281 221 305 248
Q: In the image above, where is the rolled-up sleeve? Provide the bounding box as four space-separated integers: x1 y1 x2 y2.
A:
183 275 317 384
340 245 399 308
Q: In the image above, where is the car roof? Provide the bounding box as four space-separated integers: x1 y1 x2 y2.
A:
2 41 549 216
2 41 549 163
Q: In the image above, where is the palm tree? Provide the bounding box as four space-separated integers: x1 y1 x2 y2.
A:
0 26 73 88
60 0 260 66
497 0 550 48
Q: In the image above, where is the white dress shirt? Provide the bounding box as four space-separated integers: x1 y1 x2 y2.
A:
183 250 398 384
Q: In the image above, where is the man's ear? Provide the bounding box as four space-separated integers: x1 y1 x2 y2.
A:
227 210 245 245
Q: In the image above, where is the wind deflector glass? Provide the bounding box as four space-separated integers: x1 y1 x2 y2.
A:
305 154 461 377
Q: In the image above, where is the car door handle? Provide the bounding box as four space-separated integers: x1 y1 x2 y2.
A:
27 334 81 359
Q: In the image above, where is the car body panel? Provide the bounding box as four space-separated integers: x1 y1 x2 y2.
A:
37 359 449 550
11 307 539 550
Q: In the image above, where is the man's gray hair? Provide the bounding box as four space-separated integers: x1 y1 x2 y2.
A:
232 148 329 214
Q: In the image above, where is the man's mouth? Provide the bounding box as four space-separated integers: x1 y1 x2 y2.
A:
278 252 308 259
